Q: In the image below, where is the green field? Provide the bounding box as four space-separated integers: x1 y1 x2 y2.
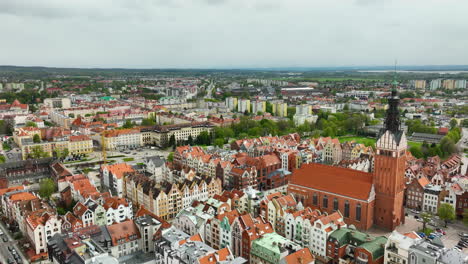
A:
273 77 384 82
338 136 422 148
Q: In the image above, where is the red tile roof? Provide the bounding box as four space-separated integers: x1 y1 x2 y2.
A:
107 220 141 246
290 163 373 200
282 248 315 264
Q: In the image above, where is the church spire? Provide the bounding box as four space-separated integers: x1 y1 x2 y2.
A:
384 62 401 133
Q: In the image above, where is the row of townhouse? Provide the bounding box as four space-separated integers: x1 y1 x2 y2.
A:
0 187 63 257
405 154 467 216
123 170 223 221
48 208 171 263
70 196 133 228
14 127 93 159
172 195 315 264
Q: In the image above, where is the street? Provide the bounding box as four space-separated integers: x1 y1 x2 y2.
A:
0 221 29 264
368 211 468 253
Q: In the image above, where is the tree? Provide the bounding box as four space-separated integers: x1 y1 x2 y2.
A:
420 212 432 232
33 134 41 143
187 135 194 145
62 148 69 158
31 146 49 159
410 146 424 158
167 152 174 162
25 121 37 127
141 118 156 126
0 155 5 164
450 119 458 130
169 135 176 148
214 138 224 147
437 203 455 227
39 178 56 200
122 120 134 129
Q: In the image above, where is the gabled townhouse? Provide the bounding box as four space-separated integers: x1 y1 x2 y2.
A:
84 198 107 226
103 196 133 225
230 166 257 190
101 163 136 197
25 209 62 255
406 177 430 210
259 192 297 232
73 202 95 227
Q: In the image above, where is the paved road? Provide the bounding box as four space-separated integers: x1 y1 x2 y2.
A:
368 211 468 252
0 221 29 264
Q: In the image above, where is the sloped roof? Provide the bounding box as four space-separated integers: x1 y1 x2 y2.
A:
290 163 373 201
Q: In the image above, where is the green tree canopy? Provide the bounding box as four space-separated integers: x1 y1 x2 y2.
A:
33 134 41 143
437 203 455 227
420 212 433 232
25 121 37 127
167 152 174 162
39 178 56 200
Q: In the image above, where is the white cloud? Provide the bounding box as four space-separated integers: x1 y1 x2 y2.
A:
0 0 467 68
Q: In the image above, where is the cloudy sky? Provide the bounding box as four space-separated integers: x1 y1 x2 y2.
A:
0 0 466 68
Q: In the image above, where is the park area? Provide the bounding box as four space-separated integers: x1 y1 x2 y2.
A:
338 136 423 148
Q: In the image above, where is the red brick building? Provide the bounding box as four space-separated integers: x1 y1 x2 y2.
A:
289 90 407 231
405 177 430 210
288 163 375 230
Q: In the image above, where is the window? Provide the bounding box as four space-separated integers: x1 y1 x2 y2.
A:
323 195 328 208
344 200 350 218
333 198 338 211
313 193 318 205
356 204 361 221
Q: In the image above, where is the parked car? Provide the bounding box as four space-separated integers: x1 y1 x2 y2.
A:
417 232 426 238
428 234 436 239
2 235 8 242
414 215 420 219
436 228 446 235
459 232 468 238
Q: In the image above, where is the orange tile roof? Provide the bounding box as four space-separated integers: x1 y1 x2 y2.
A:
290 163 373 200
282 248 315 264
404 231 421 239
69 135 91 142
103 196 129 210
9 192 37 202
104 128 140 137
26 209 56 229
198 248 231 264
179 233 203 245
102 163 135 179
107 220 141 246
0 186 24 196
417 176 430 187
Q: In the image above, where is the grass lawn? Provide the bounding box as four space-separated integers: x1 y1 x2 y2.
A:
338 136 376 146
338 135 423 148
123 157 134 162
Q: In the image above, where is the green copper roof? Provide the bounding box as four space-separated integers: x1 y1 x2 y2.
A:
360 236 387 260
329 228 387 260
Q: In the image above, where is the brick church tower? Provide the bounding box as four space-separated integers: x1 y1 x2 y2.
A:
373 88 406 230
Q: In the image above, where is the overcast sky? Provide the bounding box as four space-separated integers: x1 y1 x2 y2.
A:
0 0 467 68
